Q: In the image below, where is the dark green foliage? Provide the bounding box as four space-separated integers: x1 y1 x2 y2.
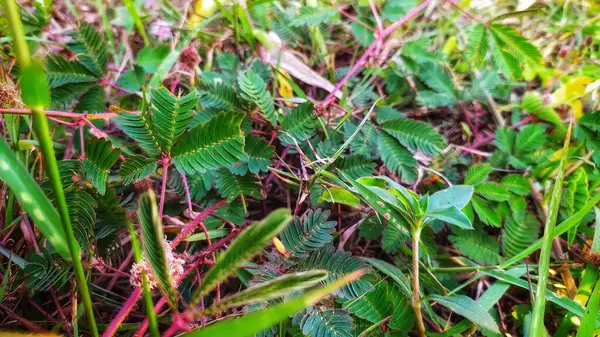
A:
280 209 336 258
82 137 121 195
231 135 274 175
216 169 263 203
238 70 277 126
299 248 371 299
449 228 501 265
172 111 247 174
502 214 540 258
150 87 197 153
280 102 317 145
120 154 158 185
25 248 72 291
293 307 353 337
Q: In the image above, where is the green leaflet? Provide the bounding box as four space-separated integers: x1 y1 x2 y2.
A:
465 24 488 67
0 137 70 260
191 208 292 304
150 87 197 153
238 70 277 126
202 270 328 316
82 137 121 195
119 154 158 185
172 111 247 174
138 191 178 309
279 209 336 258
294 307 354 337
67 22 108 76
380 118 446 155
185 270 364 337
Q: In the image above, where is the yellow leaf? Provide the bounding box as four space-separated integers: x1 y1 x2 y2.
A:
188 0 218 28
277 70 294 100
272 237 290 258
552 77 593 107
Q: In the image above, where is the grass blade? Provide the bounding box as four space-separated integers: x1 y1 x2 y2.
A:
529 122 572 337
190 208 292 305
185 270 365 337
201 270 328 316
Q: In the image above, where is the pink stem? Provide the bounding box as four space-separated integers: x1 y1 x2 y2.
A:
322 0 433 107
159 157 170 217
101 288 143 337
369 0 384 33
181 173 194 214
0 107 126 120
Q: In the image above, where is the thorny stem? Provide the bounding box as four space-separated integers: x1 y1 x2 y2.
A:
412 227 427 337
322 0 433 107
0 107 128 120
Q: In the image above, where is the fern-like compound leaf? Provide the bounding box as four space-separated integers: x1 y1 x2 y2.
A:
114 109 162 156
216 169 264 203
46 55 97 88
299 248 371 299
380 118 445 155
66 22 108 77
280 209 336 258
377 132 417 183
172 111 247 174
150 87 197 153
82 137 121 195
293 307 353 337
280 102 316 145
191 209 292 304
238 70 277 126
120 154 158 185
449 228 501 265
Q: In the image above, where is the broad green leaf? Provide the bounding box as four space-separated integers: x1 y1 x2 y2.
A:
0 138 70 260
319 187 361 207
202 270 328 316
185 270 365 337
430 295 500 333
138 191 178 308
427 185 474 213
191 208 292 304
427 206 473 229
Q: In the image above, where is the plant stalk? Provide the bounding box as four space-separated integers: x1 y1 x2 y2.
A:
412 227 427 337
529 122 572 337
3 0 98 335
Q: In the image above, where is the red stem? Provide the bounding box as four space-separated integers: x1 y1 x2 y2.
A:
322 0 433 107
0 107 125 120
